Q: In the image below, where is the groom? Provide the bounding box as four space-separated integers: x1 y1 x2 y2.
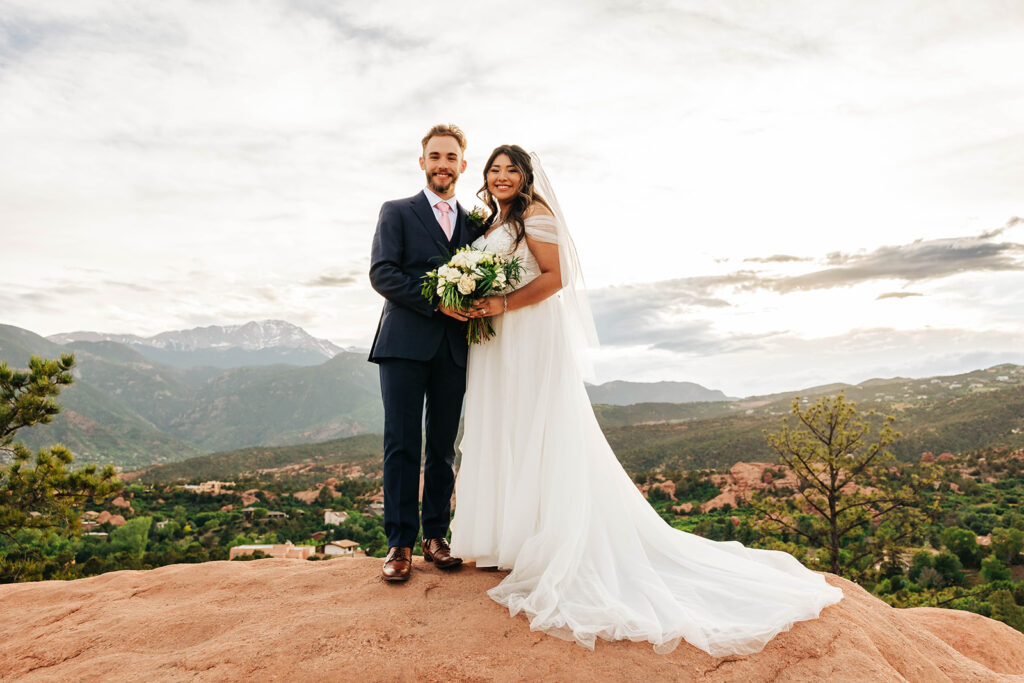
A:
368 124 476 582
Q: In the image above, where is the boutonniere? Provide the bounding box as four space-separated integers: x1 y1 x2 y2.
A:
467 206 488 232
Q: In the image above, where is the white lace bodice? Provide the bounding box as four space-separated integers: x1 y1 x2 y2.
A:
472 215 558 291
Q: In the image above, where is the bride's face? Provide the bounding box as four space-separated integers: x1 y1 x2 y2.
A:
487 154 522 205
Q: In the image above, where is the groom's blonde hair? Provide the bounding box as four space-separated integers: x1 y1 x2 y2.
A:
422 124 466 153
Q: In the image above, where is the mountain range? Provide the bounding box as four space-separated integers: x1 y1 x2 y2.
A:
5 320 1024 474
585 380 730 404
1 321 729 470
47 320 344 368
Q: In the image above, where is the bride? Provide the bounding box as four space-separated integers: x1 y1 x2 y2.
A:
449 145 843 657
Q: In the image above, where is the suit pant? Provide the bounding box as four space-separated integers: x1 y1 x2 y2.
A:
378 342 466 548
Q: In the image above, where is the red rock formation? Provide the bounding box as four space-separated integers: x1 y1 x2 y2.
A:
110 496 134 515
292 485 339 505
239 489 262 506
702 491 739 512
700 462 800 513
1 557 1022 680
94 511 126 527
651 480 676 500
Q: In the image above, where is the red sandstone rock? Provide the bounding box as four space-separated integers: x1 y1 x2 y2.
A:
0 557 1022 681
239 489 261 506
95 511 127 527
922 451 936 463
700 462 802 513
651 480 676 500
937 452 955 462
702 491 738 512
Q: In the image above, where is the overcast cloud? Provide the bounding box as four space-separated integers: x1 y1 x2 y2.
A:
1 0 1023 394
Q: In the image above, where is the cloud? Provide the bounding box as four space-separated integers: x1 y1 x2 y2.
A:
718 220 1024 295
876 291 923 300
766 228 1024 292
2 0 1024 395
591 221 1023 344
589 279 737 347
743 254 812 263
305 274 357 288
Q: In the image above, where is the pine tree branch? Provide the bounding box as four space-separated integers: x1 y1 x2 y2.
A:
757 509 820 544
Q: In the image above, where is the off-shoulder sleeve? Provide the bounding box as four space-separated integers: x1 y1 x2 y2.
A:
524 215 559 243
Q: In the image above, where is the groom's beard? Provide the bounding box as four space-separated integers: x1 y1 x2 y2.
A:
427 169 459 195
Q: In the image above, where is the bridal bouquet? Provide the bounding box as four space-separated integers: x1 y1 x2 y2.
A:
421 246 523 343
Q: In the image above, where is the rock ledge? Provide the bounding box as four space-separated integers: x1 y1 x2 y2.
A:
2 557 1023 681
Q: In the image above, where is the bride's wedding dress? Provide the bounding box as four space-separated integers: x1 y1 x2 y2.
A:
450 215 843 657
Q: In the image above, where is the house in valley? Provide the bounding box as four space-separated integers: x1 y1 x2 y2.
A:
324 509 348 526
317 540 362 557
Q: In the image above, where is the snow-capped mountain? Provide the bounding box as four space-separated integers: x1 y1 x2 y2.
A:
48 320 345 368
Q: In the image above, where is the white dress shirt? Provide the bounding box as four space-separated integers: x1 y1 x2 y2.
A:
422 188 458 231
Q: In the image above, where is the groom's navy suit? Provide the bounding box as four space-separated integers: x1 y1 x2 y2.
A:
369 191 475 548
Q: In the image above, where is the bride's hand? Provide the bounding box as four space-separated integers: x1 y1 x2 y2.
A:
469 296 504 318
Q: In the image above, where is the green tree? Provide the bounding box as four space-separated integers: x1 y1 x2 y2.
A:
908 549 933 582
941 527 982 568
980 555 1012 582
752 393 927 577
932 551 965 586
316 485 335 507
1 355 120 580
990 527 1024 565
989 590 1024 631
109 517 153 558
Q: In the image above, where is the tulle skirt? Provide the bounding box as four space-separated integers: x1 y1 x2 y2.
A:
450 296 843 657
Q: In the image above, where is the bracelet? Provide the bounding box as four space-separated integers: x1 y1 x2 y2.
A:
502 294 508 313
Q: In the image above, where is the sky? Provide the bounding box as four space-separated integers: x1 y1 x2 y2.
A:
1 0 1022 396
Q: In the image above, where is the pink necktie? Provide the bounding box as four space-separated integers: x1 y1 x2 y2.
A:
435 201 452 240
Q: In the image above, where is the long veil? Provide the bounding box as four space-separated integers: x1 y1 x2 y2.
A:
530 152 600 381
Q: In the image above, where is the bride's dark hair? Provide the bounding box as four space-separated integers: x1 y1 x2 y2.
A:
477 144 552 250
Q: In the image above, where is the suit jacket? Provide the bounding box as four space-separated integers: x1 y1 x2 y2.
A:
368 191 477 367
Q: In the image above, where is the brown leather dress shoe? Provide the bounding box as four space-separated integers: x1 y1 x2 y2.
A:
381 546 412 582
422 537 463 570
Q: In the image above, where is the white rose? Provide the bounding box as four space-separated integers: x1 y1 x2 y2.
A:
457 274 476 295
496 272 507 286
436 285 445 296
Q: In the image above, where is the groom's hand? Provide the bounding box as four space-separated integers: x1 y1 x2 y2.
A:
438 304 469 321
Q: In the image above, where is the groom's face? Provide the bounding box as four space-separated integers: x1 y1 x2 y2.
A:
420 135 466 197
